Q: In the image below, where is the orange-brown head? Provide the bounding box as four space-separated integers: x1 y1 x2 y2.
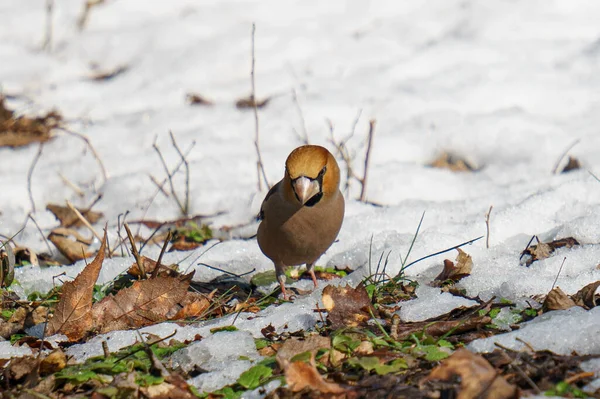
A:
283 145 341 206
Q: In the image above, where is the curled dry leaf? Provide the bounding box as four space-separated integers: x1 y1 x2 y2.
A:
0 239 15 287
284 360 347 395
235 95 270 109
428 152 477 172
421 348 518 399
47 231 107 341
322 284 374 330
434 248 473 285
168 291 211 320
39 349 67 376
128 256 180 279
561 156 581 173
47 203 103 228
0 96 61 148
92 273 193 334
88 64 129 81
521 237 579 266
543 286 577 312
186 93 214 106
572 280 600 309
48 227 94 263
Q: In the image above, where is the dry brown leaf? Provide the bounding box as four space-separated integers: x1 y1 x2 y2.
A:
140 373 196 398
186 93 214 106
561 156 581 173
521 237 579 266
434 248 473 285
0 96 61 148
92 273 193 333
14 246 39 266
88 64 129 81
572 280 600 309
40 349 67 375
235 95 270 109
47 231 106 341
428 152 476 172
322 284 374 330
543 286 577 312
169 291 211 320
48 227 94 263
421 348 518 399
284 360 347 395
128 256 180 278
276 336 331 367
47 203 103 228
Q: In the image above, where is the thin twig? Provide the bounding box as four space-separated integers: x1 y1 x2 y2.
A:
152 137 185 215
250 23 270 191
169 131 191 215
65 200 110 254
359 119 376 202
151 230 172 279
552 139 580 174
58 172 85 197
27 214 54 256
149 175 170 197
59 127 108 183
27 143 45 213
519 235 536 261
291 89 309 144
124 222 146 279
551 257 567 290
485 205 493 249
42 0 54 52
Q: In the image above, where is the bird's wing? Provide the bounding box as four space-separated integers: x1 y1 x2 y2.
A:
257 181 281 221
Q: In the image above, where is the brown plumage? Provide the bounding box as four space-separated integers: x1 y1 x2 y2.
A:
257 145 345 298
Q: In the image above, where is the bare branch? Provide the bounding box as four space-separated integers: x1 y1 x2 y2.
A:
27 143 44 213
66 200 111 255
359 119 376 202
42 0 53 52
169 131 192 215
59 127 108 184
485 205 493 249
250 23 270 191
152 137 185 215
291 89 309 145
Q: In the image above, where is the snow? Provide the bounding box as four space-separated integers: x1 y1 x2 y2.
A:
2 0 600 393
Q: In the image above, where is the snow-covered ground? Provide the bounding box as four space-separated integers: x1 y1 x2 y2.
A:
2 0 600 395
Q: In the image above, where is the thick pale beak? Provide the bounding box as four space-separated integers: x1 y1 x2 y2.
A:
293 176 320 205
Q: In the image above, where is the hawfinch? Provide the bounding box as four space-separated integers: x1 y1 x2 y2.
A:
257 145 345 298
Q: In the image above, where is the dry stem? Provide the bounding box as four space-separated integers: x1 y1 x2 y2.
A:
485 205 493 249
124 222 146 279
42 0 53 52
66 200 110 254
27 143 45 213
59 127 108 184
291 89 309 144
250 23 270 191
552 139 580 174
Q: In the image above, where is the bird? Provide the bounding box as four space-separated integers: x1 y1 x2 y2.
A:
257 145 345 299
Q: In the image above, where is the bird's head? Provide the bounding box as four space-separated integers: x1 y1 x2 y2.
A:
284 145 341 207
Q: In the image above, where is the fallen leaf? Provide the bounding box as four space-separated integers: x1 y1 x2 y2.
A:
428 152 477 172
434 248 473 285
48 227 94 263
543 286 577 312
561 156 581 173
40 349 67 375
322 284 374 330
572 280 600 309
276 336 331 366
92 273 193 333
1 239 15 287
128 256 180 279
88 64 129 81
186 93 214 106
235 95 270 109
0 96 61 148
421 348 518 399
47 231 107 341
47 203 103 228
284 360 347 394
14 246 39 266
521 237 579 266
169 291 211 320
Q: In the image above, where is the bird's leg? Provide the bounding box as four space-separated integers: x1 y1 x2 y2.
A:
275 264 288 299
306 262 318 288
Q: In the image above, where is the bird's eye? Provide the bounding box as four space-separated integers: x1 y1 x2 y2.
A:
319 166 327 177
